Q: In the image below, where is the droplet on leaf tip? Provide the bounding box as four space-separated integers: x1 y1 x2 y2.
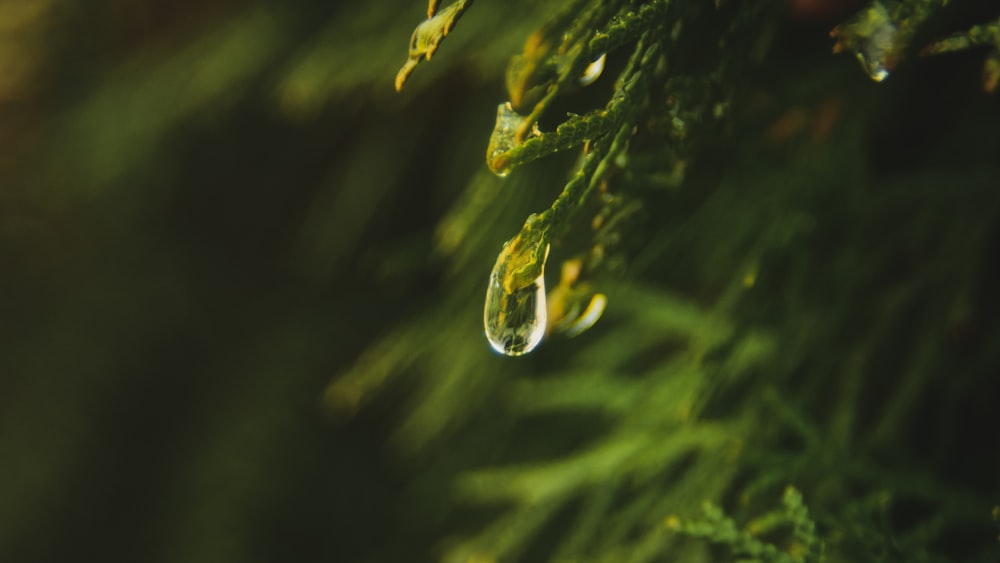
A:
484 270 547 356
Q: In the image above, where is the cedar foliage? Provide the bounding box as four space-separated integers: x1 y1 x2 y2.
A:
1 1 999 562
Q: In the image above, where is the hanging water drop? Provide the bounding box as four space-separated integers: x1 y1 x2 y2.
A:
486 102 532 176
484 268 547 356
830 1 899 83
483 218 551 356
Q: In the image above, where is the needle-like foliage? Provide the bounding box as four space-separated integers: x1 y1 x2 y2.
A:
2 1 1000 562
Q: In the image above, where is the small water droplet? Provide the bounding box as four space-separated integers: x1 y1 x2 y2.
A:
484 269 547 356
483 228 550 356
484 215 551 355
486 102 530 176
855 52 890 82
830 0 898 83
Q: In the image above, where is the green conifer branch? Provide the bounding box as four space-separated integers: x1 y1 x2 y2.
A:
921 15 1000 92
492 37 660 261
502 0 669 141
830 0 949 81
587 0 672 58
486 105 617 175
666 487 824 563
340 3 1000 561
395 0 475 91
921 15 1000 54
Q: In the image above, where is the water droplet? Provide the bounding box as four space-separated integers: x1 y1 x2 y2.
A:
486 102 530 176
484 269 547 356
830 0 899 83
483 226 550 356
855 51 890 82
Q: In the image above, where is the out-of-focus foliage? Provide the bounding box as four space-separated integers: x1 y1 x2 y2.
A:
1 1 999 563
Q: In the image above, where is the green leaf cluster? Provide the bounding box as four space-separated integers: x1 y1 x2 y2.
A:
2 1 1000 563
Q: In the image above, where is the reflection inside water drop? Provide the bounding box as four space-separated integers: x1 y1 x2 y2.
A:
484 272 547 357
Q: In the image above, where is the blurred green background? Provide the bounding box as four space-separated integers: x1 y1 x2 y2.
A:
1 1 999 562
